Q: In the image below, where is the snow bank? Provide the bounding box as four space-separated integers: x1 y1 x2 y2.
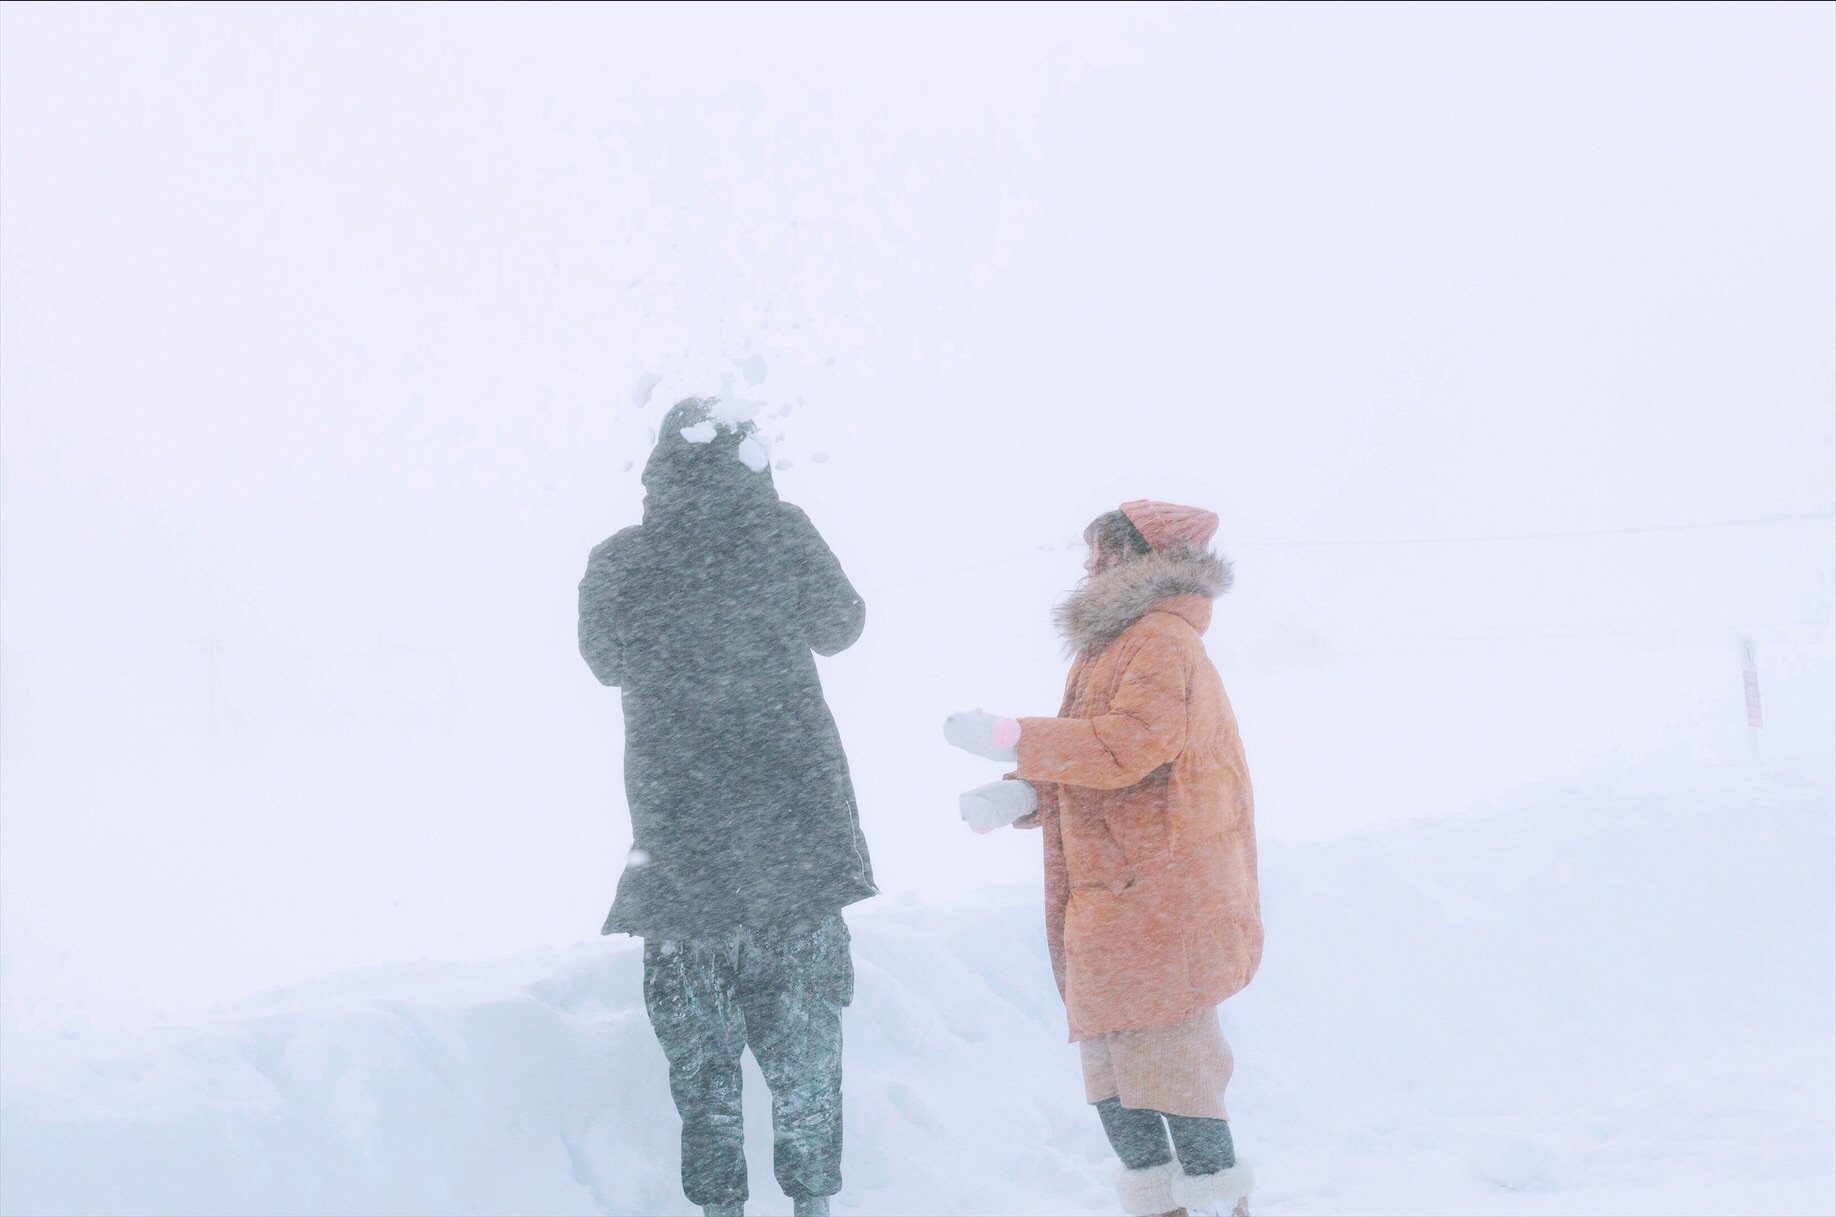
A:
4 763 1831 1216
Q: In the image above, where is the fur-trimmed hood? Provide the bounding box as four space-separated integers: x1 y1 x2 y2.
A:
1054 546 1233 655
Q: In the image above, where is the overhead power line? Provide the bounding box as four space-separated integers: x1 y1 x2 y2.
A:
870 511 1836 592
1300 618 1835 650
1226 511 1836 548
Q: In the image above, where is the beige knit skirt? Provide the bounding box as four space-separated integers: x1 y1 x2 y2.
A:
1079 1007 1233 1120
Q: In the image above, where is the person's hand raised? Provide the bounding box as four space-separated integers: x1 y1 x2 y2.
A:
943 711 1021 762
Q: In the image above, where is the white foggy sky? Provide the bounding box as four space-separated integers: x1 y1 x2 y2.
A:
2 1 1832 1025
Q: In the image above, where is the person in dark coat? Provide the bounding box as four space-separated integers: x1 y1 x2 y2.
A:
578 397 875 1217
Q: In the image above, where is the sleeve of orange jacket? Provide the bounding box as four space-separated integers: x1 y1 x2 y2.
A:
1012 624 1190 790
1008 772 1053 830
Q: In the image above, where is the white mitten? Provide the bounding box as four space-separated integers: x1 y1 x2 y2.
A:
959 780 1038 833
943 711 1021 762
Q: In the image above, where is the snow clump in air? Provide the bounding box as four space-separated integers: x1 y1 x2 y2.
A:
630 371 663 410
735 435 770 472
675 396 774 472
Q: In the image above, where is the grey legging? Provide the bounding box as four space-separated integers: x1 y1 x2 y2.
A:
1096 1097 1236 1176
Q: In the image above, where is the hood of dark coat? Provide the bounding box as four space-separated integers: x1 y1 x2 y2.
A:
1053 546 1233 655
641 405 778 527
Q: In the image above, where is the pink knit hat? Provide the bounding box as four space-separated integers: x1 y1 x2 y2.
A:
1119 500 1220 551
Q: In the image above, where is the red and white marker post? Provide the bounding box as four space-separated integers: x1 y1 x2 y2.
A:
1740 637 1763 765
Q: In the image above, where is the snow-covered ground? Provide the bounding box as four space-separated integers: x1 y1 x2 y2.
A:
4 760 1830 1216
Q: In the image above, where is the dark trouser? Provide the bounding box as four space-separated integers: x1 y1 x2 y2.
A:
1097 1096 1236 1176
643 914 853 1208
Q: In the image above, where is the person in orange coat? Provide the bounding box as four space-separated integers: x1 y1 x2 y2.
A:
947 501 1262 1217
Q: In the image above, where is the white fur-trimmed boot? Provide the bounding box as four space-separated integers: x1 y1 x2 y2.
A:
1169 1163 1254 1216
1115 1161 1184 1216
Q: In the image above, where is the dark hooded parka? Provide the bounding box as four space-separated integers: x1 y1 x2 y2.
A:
578 401 876 938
